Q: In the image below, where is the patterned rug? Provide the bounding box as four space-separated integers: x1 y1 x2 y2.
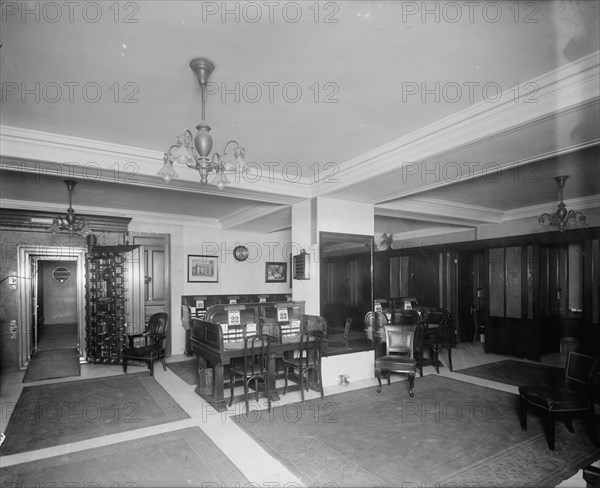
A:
233 375 599 487
22 348 81 383
0 426 249 487
456 359 564 387
1 373 189 455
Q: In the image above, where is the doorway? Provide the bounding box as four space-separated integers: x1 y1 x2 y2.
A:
18 246 86 368
35 260 79 351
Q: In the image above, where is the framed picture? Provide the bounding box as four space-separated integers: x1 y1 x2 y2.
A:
265 262 287 283
188 255 218 283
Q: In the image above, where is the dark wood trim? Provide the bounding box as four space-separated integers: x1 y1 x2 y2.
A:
0 208 131 233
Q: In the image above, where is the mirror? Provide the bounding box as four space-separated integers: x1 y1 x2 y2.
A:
319 231 374 355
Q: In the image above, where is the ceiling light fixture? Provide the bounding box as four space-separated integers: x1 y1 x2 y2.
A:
538 175 587 232
158 58 245 190
48 180 93 237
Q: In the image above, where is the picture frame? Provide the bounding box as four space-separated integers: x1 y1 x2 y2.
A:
187 255 218 283
265 262 287 283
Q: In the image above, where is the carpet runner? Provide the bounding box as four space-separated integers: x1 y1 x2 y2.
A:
22 348 81 383
233 374 599 487
1 372 189 455
0 426 249 487
456 359 564 387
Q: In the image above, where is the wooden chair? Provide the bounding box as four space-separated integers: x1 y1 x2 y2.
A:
393 309 421 325
426 316 454 373
122 312 168 376
328 317 352 348
519 351 599 450
374 321 428 396
365 311 388 345
282 329 325 402
229 331 272 415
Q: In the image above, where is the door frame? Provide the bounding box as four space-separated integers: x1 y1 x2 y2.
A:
18 245 87 368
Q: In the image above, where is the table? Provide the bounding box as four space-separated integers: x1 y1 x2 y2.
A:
190 319 306 412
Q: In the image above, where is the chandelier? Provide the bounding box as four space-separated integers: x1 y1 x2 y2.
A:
158 58 245 190
538 175 587 232
48 180 93 237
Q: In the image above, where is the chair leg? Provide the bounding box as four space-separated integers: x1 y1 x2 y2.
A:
243 378 250 415
228 374 235 407
547 411 555 450
519 396 527 431
254 378 259 402
283 364 289 395
149 360 154 377
375 368 383 393
446 347 453 372
317 363 324 399
265 373 271 412
123 358 127 373
299 367 305 403
407 372 415 397
589 405 600 447
161 357 167 371
565 418 574 433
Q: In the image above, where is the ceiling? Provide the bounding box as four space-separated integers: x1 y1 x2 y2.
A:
1 1 599 235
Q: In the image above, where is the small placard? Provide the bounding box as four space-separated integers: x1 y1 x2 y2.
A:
374 303 382 312
247 323 257 334
228 310 241 326
259 297 267 303
404 300 412 310
229 299 238 305
196 300 205 309
277 308 289 322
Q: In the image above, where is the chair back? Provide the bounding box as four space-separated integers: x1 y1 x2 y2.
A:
298 329 324 368
147 312 169 335
365 311 388 342
413 321 429 359
435 317 454 344
423 308 449 326
393 309 420 325
564 352 598 394
384 324 415 358
242 331 271 376
343 317 352 341
301 314 328 334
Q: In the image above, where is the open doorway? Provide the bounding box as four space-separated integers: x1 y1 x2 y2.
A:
35 260 79 351
17 246 86 368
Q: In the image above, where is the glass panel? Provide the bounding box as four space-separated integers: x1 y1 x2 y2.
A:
505 246 521 319
489 248 504 317
152 250 166 300
527 246 533 319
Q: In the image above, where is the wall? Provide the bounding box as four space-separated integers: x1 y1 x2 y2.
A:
129 218 292 357
0 228 126 371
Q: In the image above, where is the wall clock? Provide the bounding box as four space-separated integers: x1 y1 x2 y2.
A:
233 245 249 262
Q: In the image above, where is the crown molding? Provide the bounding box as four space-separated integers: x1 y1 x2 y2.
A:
0 125 313 200
376 197 504 225
383 226 476 244
220 204 290 231
0 199 222 228
313 51 600 197
502 194 600 221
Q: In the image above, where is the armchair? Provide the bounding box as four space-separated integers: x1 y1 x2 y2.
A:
122 312 168 376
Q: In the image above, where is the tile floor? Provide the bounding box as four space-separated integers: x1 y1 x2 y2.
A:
0 342 596 487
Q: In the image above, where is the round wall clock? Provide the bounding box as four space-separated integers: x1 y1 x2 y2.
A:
233 245 249 262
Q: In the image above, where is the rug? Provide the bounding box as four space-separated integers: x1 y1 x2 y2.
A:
22 348 81 383
0 426 249 487
233 375 600 487
456 359 564 387
166 359 198 386
1 372 189 455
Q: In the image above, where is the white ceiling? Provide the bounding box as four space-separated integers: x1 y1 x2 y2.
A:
1 0 599 234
